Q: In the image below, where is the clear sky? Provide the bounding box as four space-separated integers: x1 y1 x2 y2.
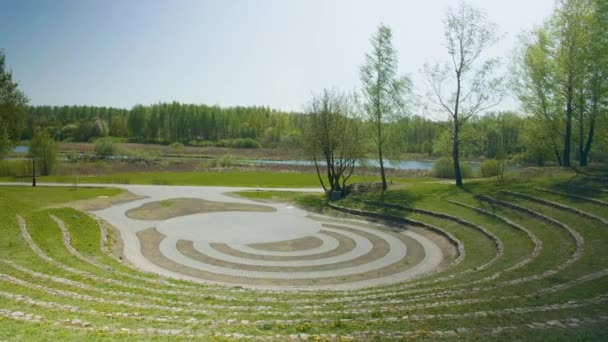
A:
1 0 555 113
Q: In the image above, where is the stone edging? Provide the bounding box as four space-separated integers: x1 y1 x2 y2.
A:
359 199 503 271
327 203 464 268
501 191 608 225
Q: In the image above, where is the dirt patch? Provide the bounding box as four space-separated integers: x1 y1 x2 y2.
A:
126 198 276 220
48 190 146 211
247 236 323 252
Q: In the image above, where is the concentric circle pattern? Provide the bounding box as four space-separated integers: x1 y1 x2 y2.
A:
93 186 447 290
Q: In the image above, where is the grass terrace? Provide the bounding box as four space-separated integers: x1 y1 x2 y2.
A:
0 169 607 340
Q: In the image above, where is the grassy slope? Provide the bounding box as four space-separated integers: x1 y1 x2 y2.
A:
1 168 608 340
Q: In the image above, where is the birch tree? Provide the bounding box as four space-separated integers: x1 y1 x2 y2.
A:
360 24 411 191
425 2 503 186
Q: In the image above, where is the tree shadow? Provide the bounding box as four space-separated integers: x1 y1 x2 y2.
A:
549 171 608 199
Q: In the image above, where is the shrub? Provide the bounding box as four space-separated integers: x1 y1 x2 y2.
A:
125 149 158 162
199 155 238 168
215 138 261 149
94 138 117 158
169 142 184 152
432 157 474 179
188 140 215 147
218 155 237 167
0 159 31 177
481 158 508 181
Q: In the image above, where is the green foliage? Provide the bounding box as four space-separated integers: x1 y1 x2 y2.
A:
515 0 608 167
123 149 158 162
360 24 412 190
480 158 508 181
25 105 127 141
426 2 502 186
233 191 306 202
215 138 261 149
432 157 473 179
109 115 129 137
0 169 399 188
303 89 365 194
187 140 215 147
0 51 28 157
432 130 452 157
29 130 57 176
0 159 31 177
218 155 237 167
159 200 175 208
27 102 305 148
94 138 118 158
169 141 184 152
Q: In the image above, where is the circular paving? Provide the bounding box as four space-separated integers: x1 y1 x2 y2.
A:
156 212 321 244
91 185 448 290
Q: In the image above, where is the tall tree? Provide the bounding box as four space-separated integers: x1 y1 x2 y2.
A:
127 105 148 142
550 0 591 166
515 0 605 167
577 0 607 165
514 28 565 165
360 24 411 191
426 2 502 186
303 89 364 196
0 50 28 157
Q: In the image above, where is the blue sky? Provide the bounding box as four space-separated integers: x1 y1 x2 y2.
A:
1 0 555 113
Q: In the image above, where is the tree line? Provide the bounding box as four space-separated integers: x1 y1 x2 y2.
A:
24 101 533 160
24 103 305 148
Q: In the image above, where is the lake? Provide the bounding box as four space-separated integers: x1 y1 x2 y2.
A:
252 159 479 171
253 159 433 169
13 145 29 153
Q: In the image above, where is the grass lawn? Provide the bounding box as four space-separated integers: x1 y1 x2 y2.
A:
0 166 607 340
0 170 426 188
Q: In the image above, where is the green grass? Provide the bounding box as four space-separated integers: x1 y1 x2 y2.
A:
233 190 327 212
233 190 307 201
1 168 608 340
159 200 175 208
0 171 424 188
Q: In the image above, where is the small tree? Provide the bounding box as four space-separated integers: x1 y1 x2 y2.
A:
360 24 411 191
29 130 57 176
0 50 28 157
303 89 364 196
425 2 503 186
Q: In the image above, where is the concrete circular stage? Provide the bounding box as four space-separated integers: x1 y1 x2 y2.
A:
91 185 447 291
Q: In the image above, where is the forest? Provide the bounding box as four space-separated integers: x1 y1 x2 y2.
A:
24 104 305 149
22 101 606 165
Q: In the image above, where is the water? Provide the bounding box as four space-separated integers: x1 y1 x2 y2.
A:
254 159 437 170
13 145 28 153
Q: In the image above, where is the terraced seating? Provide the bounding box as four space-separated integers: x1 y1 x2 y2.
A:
0 181 607 341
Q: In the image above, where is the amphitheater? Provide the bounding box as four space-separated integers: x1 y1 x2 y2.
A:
1 180 607 340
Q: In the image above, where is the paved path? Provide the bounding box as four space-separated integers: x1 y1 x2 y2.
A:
1 182 444 291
